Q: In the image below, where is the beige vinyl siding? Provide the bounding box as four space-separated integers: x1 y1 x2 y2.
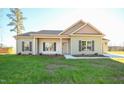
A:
102 39 109 53
70 36 103 55
62 21 85 35
74 24 101 35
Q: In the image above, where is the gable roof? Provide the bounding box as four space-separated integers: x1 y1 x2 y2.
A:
18 30 63 36
17 20 105 37
72 23 104 35
59 20 85 35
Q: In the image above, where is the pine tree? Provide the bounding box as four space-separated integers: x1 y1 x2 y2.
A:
7 8 25 35
7 8 25 54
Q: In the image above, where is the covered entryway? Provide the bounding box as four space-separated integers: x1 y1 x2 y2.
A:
62 39 70 54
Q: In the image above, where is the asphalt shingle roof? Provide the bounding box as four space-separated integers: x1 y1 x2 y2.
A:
36 30 63 35
18 30 63 36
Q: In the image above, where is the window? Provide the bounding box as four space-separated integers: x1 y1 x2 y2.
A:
79 40 94 51
43 42 56 52
22 41 32 51
92 40 94 51
87 41 92 51
82 41 86 51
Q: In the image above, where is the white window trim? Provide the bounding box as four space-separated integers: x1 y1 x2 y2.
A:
43 42 56 52
81 40 93 51
23 41 31 51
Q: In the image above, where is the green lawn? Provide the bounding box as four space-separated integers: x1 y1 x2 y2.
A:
0 55 124 84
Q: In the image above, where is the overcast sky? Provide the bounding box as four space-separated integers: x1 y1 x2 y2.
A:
0 8 124 49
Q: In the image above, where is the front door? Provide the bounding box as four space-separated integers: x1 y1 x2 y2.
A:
62 42 68 54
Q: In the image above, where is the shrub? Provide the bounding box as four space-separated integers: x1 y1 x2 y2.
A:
82 54 84 56
39 53 42 55
29 53 32 55
17 52 21 55
94 53 98 56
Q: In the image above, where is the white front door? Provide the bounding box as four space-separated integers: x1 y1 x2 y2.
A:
62 42 68 54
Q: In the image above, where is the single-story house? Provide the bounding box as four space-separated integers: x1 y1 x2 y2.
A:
14 20 109 55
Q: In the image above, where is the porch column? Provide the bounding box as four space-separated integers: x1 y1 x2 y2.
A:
35 38 38 54
59 38 62 54
32 37 36 55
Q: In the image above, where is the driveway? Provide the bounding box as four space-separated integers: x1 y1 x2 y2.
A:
64 55 108 59
103 54 124 58
64 54 124 59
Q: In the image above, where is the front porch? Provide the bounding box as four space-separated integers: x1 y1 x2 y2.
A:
33 37 70 55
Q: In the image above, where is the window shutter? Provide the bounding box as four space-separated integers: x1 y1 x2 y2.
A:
22 41 24 51
29 42 32 51
79 40 81 51
43 42 45 51
54 42 56 51
92 40 94 51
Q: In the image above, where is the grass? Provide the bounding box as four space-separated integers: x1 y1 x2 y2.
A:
0 55 124 84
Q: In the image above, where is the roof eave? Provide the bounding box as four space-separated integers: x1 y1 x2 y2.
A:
70 34 104 37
